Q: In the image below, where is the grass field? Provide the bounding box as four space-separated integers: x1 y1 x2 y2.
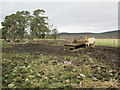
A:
95 39 120 47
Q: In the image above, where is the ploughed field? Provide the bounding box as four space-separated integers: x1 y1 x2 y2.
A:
3 41 119 68
2 40 120 88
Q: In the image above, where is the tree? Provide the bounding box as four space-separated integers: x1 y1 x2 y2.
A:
15 11 30 40
1 11 30 41
1 27 8 40
1 9 59 41
51 29 59 39
1 14 17 41
30 9 49 39
45 24 59 39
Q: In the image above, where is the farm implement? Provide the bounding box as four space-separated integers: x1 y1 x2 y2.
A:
64 38 95 51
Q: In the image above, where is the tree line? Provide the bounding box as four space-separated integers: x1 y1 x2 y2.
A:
1 9 59 41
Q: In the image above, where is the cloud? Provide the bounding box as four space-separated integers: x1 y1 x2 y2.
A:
1 2 118 33
58 25 105 33
1 0 119 2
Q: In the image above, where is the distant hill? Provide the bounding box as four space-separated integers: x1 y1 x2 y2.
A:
59 32 96 35
59 30 119 39
99 30 119 35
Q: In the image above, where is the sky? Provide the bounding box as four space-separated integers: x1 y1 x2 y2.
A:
0 0 118 33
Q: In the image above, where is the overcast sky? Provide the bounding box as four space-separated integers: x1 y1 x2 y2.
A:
0 1 118 33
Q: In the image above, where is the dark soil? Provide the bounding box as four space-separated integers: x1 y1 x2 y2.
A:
3 43 120 69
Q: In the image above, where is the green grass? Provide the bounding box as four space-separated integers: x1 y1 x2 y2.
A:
95 39 119 47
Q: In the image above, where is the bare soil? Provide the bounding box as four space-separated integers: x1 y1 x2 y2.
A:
3 43 120 69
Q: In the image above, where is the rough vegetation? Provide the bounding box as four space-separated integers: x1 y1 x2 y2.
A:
2 39 120 88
